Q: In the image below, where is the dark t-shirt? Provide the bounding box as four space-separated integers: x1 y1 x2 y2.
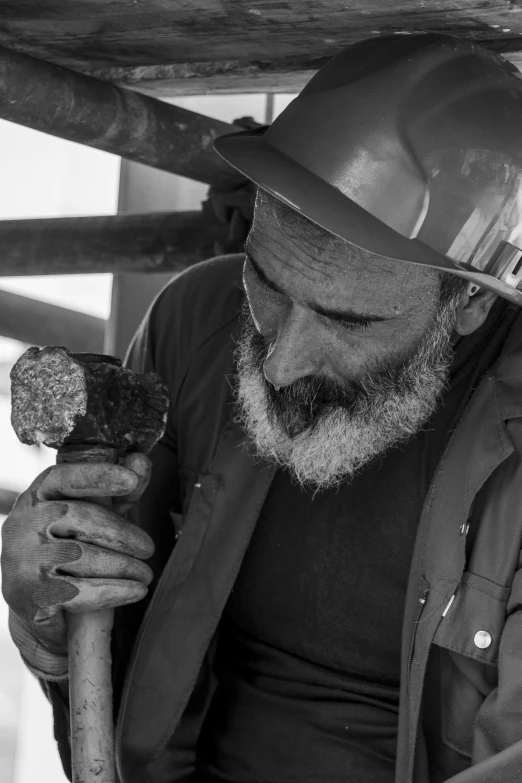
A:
196 303 510 783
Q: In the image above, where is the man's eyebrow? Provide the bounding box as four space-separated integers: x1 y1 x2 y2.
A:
245 252 388 324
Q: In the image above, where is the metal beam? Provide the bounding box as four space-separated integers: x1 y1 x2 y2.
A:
0 46 247 189
0 488 18 517
0 289 105 353
0 211 229 276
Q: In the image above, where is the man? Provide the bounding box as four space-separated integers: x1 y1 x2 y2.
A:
3 32 522 783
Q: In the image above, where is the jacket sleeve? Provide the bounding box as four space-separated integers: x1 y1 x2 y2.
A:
445 555 522 782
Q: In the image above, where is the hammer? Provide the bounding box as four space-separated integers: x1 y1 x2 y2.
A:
10 346 169 783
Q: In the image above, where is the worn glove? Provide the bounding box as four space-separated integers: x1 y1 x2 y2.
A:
1 452 154 679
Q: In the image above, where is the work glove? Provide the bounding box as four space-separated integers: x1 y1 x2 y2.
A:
1 452 154 679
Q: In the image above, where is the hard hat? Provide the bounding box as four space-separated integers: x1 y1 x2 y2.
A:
214 34 522 305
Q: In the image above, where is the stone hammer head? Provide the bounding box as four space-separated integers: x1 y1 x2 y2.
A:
10 346 169 454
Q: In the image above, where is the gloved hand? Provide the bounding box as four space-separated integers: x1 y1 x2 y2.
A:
1 452 154 676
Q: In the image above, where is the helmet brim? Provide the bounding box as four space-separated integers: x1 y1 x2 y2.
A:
214 128 522 305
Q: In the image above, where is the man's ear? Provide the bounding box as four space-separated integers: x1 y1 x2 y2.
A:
455 286 498 336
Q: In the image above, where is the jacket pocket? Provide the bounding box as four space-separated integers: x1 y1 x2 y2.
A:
438 649 497 758
432 572 507 757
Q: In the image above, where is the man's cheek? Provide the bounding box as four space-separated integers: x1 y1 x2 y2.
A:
334 334 386 381
362 322 417 368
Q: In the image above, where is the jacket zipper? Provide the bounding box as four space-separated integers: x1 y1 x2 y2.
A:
406 586 429 694
115 482 203 783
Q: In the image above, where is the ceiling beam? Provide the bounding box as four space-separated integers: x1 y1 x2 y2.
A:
2 2 522 96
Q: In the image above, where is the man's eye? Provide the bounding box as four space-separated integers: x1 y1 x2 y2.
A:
336 319 371 331
258 277 273 293
253 273 281 298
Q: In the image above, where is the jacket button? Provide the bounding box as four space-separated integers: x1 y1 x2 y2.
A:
474 631 492 649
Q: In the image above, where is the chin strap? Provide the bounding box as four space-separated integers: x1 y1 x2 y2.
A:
466 281 481 297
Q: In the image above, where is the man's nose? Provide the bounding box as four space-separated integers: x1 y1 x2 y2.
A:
263 310 321 388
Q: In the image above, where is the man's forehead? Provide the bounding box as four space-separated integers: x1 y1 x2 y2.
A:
253 188 343 254
249 190 429 298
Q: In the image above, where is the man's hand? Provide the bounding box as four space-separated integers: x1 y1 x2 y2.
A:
1 452 155 662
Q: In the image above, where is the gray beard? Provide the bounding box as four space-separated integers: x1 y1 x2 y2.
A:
234 295 461 490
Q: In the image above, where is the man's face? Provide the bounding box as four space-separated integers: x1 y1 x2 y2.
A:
235 190 463 488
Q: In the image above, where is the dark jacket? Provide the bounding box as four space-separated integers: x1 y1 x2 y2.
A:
49 254 522 783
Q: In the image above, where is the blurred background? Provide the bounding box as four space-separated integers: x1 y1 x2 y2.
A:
0 92 294 783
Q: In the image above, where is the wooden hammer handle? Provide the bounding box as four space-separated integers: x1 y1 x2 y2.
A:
58 445 118 783
68 609 115 783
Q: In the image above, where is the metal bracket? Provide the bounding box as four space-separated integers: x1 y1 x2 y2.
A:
205 116 266 255
484 241 522 290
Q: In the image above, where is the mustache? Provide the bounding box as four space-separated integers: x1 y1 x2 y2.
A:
234 285 461 488
247 323 413 439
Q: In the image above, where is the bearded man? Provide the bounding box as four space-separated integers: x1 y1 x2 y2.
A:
5 32 522 783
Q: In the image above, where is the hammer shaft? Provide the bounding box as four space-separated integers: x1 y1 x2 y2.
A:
58 445 118 783
68 609 115 783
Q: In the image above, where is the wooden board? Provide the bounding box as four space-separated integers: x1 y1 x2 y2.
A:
0 1 522 94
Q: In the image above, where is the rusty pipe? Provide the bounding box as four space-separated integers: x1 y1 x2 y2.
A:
0 46 247 189
0 210 229 276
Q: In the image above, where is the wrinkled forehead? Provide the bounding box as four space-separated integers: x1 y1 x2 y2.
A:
253 188 340 251
250 188 440 305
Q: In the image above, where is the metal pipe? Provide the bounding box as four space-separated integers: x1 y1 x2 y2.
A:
0 488 18 516
0 46 246 189
0 211 229 276
0 289 105 352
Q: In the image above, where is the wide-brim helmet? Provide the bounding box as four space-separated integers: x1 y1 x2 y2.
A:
214 34 522 305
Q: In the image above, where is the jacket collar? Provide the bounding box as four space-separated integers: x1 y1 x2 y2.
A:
117 420 275 782
492 310 522 424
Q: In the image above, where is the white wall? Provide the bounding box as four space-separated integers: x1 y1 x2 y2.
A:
0 91 298 783
0 120 119 783
108 92 297 357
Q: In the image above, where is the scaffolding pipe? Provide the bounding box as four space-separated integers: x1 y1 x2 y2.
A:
0 289 105 352
0 46 247 189
0 211 230 276
0 488 18 517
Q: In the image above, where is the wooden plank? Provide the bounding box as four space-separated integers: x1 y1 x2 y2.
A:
95 51 522 97
0 289 105 353
0 211 230 276
0 2 522 95
89 60 323 98
0 46 246 187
